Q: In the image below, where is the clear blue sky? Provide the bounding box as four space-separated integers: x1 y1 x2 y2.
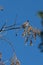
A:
0 0 43 65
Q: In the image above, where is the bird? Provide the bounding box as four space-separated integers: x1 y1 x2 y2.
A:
21 20 29 29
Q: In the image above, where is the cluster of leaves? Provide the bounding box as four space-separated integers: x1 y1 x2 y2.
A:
10 53 20 65
21 20 40 46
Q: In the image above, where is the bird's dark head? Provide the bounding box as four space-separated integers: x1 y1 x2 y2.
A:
27 20 29 22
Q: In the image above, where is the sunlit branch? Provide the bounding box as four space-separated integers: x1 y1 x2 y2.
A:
0 26 21 32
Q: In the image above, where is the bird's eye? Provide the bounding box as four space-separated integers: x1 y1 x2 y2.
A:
27 20 29 22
